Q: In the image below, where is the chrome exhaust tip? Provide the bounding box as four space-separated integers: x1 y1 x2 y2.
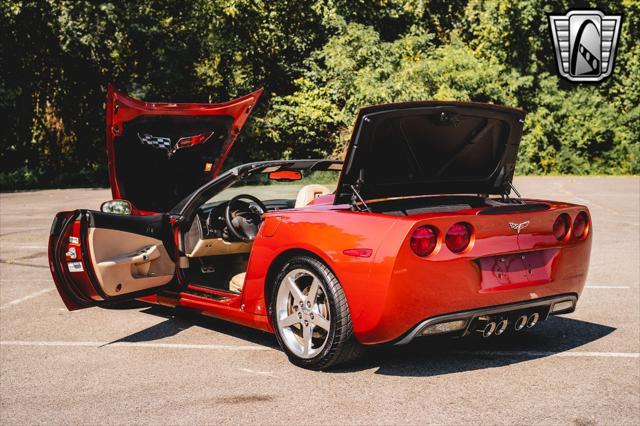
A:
526 313 539 328
514 315 528 331
480 321 496 338
495 319 509 335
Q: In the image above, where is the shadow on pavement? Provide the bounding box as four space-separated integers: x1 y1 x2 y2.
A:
337 316 616 377
107 305 614 377
107 304 278 348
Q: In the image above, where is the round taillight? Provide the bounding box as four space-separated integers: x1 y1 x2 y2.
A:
553 213 571 241
573 211 589 239
445 222 472 253
410 226 438 257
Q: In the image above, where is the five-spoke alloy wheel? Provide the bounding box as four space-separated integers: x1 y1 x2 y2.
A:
275 268 331 358
270 256 363 370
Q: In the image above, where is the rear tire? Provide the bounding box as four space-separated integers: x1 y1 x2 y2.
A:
270 256 364 370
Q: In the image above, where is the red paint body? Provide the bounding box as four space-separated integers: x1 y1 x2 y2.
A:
48 89 593 346
126 196 591 344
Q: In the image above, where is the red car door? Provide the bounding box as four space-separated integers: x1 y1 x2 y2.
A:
49 209 179 310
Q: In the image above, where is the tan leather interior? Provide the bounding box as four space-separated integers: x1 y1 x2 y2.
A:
187 238 252 257
229 272 246 293
88 228 175 297
183 214 252 258
294 184 331 208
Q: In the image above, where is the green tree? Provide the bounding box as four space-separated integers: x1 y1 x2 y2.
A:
1 0 638 190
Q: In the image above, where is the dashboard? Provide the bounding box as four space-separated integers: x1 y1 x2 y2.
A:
183 198 295 257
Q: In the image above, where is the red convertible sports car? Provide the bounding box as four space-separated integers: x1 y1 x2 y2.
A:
48 86 592 369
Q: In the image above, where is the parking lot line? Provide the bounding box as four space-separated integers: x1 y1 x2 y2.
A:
239 367 277 377
0 340 274 351
585 286 630 289
457 350 639 359
5 245 49 250
1 340 637 358
0 288 54 310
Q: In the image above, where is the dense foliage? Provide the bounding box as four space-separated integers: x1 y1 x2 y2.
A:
1 0 638 189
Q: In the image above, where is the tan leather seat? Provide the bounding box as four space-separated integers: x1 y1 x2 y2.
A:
294 184 331 208
229 272 246 293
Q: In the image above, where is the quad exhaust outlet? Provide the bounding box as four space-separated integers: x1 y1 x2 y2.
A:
396 296 576 345
514 315 528 331
482 322 496 337
526 313 539 328
477 312 540 337
495 319 509 335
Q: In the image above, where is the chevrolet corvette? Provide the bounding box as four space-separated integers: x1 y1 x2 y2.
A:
48 86 592 369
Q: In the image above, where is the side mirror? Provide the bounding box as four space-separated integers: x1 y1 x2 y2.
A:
101 199 133 215
268 170 302 182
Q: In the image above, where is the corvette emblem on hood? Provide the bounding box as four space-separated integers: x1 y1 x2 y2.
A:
138 133 172 149
138 132 214 158
509 221 530 234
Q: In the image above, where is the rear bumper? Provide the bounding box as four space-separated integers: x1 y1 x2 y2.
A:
349 228 591 344
394 293 577 345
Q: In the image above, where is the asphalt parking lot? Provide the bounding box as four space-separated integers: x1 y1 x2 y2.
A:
1 177 638 425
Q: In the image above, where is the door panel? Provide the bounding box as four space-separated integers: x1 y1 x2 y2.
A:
49 210 177 310
88 227 174 297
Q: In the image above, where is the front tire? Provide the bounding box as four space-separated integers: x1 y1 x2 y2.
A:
270 256 364 370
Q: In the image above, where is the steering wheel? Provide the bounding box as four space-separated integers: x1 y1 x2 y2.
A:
224 194 267 242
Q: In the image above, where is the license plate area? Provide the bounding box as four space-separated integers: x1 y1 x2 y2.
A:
476 249 559 291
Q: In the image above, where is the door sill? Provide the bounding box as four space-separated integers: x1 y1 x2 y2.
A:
185 284 239 301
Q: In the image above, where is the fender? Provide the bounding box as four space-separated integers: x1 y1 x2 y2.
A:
239 209 408 336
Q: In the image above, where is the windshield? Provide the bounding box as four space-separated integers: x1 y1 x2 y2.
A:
205 170 340 206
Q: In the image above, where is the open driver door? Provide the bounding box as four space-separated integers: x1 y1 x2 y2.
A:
49 210 177 310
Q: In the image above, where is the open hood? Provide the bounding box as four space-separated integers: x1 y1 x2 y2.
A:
334 101 526 204
106 85 263 212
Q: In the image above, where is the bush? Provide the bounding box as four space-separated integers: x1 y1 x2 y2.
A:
1 0 637 191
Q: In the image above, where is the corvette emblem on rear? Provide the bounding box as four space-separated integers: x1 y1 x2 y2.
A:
509 221 530 234
548 10 622 82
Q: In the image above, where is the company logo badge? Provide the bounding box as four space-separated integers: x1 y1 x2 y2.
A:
137 132 214 158
548 10 622 82
509 221 530 234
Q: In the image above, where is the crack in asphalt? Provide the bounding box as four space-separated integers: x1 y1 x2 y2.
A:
0 259 49 269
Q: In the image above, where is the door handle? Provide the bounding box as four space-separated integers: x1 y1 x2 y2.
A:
103 245 161 266
128 245 160 265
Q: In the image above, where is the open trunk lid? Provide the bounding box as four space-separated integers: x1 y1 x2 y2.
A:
106 85 263 213
335 101 525 204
